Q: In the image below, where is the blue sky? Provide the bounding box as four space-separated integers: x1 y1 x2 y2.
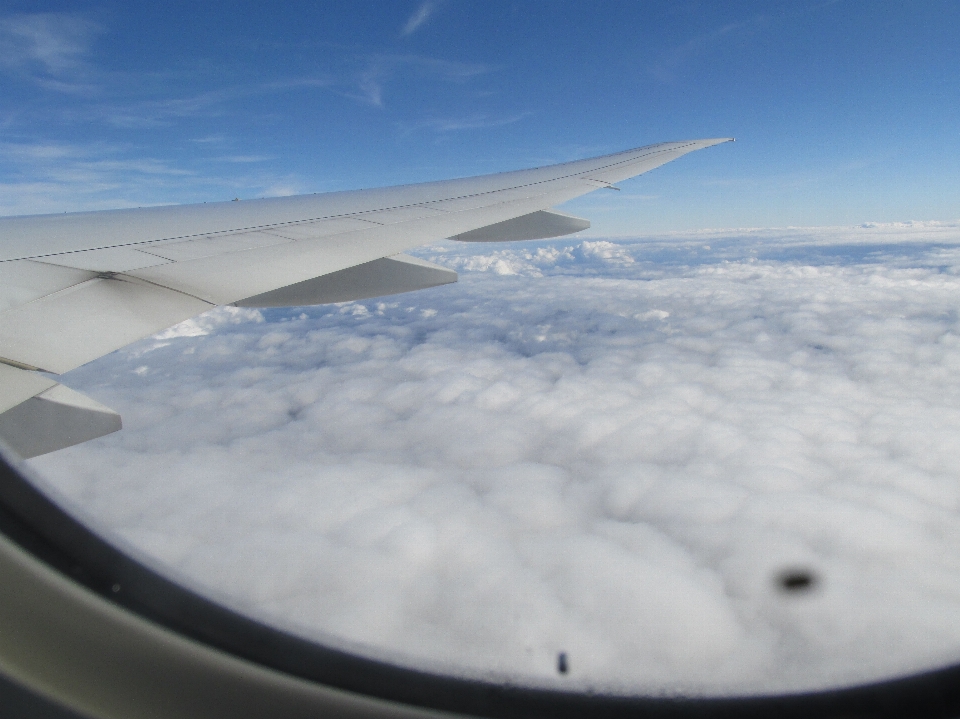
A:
1 1 958 231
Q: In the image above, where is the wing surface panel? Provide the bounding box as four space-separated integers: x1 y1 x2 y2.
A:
36 246 172 272
356 206 448 224
141 231 293 262
0 261 96 313
0 276 211 374
259 218 378 241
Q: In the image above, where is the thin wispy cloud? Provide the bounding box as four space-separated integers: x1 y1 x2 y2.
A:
401 1 439 37
355 67 385 106
0 23 405 209
649 21 744 83
0 141 196 187
86 76 332 128
340 53 490 107
188 134 228 145
214 155 275 164
0 138 299 215
0 12 101 73
649 5 838 85
0 12 103 91
411 111 531 132
260 182 301 197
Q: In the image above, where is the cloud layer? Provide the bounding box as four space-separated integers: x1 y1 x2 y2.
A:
28 221 960 695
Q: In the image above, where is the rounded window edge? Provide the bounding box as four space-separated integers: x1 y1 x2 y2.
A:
1 449 960 719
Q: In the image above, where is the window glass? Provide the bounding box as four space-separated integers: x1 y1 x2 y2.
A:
28 226 960 694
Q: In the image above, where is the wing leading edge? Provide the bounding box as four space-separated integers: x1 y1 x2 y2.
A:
0 138 732 457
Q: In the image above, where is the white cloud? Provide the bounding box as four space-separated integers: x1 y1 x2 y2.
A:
27 222 960 695
401 1 439 37
152 306 264 341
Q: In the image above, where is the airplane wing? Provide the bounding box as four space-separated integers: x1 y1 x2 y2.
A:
0 139 731 457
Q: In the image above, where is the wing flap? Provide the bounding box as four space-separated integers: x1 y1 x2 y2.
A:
0 261 96 314
0 383 121 458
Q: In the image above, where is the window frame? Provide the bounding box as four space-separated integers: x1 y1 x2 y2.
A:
1 450 959 719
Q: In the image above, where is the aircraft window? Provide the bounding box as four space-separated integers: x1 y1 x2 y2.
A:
18 226 960 704
0 0 955 714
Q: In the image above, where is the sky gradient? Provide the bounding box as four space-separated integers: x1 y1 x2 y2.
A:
1 1 958 231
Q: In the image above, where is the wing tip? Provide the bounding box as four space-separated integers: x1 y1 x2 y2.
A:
700 137 735 146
